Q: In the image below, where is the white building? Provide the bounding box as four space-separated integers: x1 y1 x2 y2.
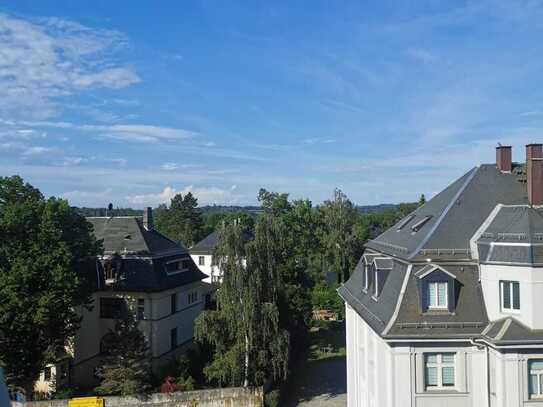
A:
190 230 252 284
339 144 543 407
38 208 207 392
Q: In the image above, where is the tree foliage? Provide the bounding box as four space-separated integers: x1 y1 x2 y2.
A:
95 314 152 396
318 189 365 283
0 176 101 396
154 192 204 247
195 219 289 387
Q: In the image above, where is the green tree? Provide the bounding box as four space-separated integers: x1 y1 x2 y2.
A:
418 194 426 207
318 189 364 283
0 176 101 396
195 219 289 387
154 192 204 247
95 314 152 396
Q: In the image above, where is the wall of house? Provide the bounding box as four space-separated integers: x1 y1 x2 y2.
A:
480 263 543 329
346 303 543 407
72 282 204 388
190 254 217 283
12 387 263 407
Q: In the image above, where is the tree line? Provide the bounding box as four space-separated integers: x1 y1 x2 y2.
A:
0 175 421 401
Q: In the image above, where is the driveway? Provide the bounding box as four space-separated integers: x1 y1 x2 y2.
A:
285 322 347 407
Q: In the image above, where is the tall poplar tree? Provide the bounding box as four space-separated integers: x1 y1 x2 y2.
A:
195 218 289 387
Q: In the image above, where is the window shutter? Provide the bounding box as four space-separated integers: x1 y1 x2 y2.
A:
421 281 429 312
448 279 456 312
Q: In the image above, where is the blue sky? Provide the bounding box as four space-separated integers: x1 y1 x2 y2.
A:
2 1 543 207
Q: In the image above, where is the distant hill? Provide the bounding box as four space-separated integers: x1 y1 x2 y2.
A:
74 203 409 218
356 204 400 213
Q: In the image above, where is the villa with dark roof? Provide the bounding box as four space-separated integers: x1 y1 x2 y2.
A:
35 207 207 390
339 144 543 407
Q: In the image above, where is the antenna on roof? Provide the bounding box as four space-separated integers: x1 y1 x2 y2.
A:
497 142 502 147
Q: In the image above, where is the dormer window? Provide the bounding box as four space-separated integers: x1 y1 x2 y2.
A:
428 281 448 309
415 264 456 313
165 258 191 275
364 264 370 292
103 256 122 285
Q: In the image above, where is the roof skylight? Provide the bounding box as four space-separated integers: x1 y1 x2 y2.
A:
396 214 416 231
411 215 433 232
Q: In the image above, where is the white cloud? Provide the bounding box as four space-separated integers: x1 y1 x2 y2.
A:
0 13 140 119
11 120 196 143
161 162 178 171
302 137 337 145
126 185 242 206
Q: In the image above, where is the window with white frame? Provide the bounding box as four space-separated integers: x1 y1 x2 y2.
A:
500 280 520 312
529 360 543 398
199 256 205 266
188 291 198 304
425 353 455 389
364 265 370 291
427 281 448 309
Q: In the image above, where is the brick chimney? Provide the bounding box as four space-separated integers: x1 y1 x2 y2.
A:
143 207 153 230
496 145 512 172
526 144 543 206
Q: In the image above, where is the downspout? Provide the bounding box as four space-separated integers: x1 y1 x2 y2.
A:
471 338 491 407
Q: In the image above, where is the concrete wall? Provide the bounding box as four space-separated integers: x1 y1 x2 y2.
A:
345 303 543 407
12 387 263 407
481 264 543 329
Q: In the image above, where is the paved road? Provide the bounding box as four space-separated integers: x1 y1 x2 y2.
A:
285 355 347 407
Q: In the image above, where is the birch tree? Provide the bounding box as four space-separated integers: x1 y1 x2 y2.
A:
195 217 289 387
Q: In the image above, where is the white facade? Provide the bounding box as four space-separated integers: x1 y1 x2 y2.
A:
346 303 543 407
190 253 221 284
71 281 204 387
480 263 543 329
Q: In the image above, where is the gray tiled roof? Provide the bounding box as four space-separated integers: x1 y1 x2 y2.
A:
338 258 408 334
340 161 543 345
366 164 527 261
385 264 488 339
483 318 543 345
88 216 205 292
88 216 186 256
190 230 253 254
477 206 543 265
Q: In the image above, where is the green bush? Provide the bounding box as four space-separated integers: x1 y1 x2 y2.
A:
264 389 281 407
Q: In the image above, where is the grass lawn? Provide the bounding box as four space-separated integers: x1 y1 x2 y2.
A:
308 320 346 361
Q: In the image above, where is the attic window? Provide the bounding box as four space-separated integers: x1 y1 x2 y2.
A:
411 216 432 232
124 234 131 240
397 214 416 231
165 258 191 275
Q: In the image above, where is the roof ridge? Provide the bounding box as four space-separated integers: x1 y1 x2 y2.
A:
409 166 479 259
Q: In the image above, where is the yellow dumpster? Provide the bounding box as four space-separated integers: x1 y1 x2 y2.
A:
68 396 104 407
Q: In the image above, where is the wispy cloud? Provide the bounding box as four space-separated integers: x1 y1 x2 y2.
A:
0 13 140 119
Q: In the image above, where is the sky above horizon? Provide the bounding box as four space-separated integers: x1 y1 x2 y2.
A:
2 1 543 208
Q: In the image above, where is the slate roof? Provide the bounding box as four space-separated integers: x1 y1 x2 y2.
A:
190 230 253 254
483 318 543 345
338 255 408 334
366 164 527 261
477 206 543 265
340 161 543 346
88 216 186 256
385 264 488 339
87 216 205 292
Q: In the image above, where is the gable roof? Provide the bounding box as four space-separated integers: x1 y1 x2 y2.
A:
366 164 527 261
414 264 457 279
88 216 186 257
